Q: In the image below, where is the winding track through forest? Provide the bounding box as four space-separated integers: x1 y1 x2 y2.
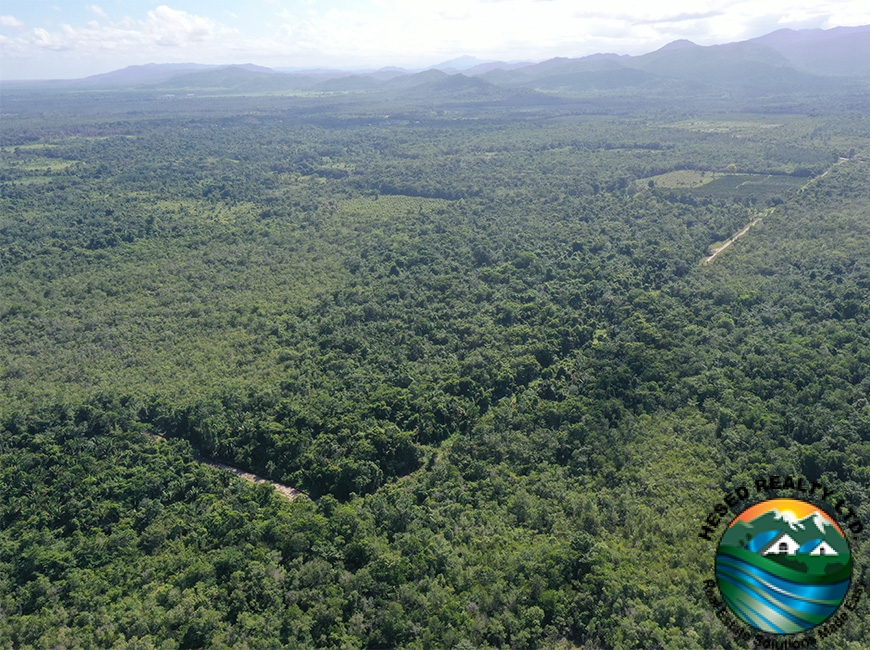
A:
703 157 850 264
150 433 305 500
197 458 306 500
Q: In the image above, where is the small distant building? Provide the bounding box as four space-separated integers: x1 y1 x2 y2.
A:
762 532 800 556
809 541 838 557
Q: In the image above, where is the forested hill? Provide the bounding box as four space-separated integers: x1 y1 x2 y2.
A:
1 61 869 648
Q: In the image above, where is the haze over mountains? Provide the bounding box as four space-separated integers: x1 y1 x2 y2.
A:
9 25 869 98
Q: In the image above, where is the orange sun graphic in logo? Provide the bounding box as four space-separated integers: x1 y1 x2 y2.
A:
729 498 844 536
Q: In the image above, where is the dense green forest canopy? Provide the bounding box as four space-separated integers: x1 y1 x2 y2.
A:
1 72 869 648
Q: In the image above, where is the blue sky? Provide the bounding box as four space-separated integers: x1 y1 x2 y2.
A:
1 1 869 80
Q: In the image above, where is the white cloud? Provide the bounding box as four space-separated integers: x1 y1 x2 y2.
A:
0 15 25 29
226 0 864 72
2 0 869 79
145 5 222 46
9 5 235 56
32 27 61 49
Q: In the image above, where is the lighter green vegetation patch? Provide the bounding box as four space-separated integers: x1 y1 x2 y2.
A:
1 143 58 152
3 157 76 171
642 170 722 188
664 119 785 133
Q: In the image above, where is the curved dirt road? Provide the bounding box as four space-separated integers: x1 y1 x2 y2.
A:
148 433 305 501
198 458 306 501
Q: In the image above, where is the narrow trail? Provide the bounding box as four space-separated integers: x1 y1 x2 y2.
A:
148 432 306 500
703 157 849 264
704 217 762 263
197 457 306 501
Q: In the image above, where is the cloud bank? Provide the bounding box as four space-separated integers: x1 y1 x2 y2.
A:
1 1 868 79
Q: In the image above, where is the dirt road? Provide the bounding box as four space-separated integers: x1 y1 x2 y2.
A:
704 157 850 264
704 218 762 263
198 458 306 501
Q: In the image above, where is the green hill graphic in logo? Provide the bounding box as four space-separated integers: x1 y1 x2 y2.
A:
716 498 852 634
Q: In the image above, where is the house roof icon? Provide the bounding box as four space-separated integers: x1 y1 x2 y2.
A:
761 532 800 556
758 532 840 557
808 540 838 556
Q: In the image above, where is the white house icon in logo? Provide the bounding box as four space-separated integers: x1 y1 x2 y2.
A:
760 532 839 556
762 532 800 555
809 541 838 556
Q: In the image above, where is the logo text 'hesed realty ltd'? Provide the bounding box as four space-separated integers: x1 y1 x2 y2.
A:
699 475 865 648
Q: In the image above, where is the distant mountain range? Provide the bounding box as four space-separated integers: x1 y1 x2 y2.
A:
722 508 849 556
748 25 870 76
12 25 870 98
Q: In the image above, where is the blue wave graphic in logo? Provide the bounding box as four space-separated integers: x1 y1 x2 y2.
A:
716 552 850 634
